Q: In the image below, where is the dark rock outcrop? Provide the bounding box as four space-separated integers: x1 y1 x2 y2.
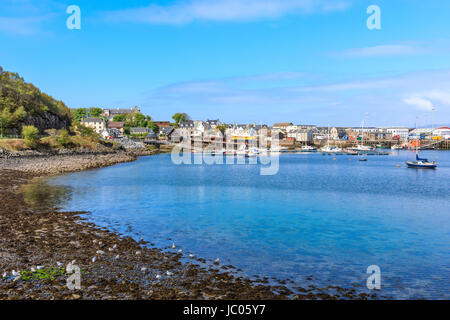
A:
22 112 71 133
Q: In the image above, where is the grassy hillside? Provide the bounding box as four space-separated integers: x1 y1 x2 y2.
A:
0 66 71 133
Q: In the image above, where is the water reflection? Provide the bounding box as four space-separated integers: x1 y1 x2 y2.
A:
21 178 72 212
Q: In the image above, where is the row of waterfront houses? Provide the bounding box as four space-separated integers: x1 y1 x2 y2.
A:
79 109 450 144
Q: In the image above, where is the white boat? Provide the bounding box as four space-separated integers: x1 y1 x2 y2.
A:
320 125 342 153
350 145 373 152
320 146 342 153
301 145 317 152
391 144 404 150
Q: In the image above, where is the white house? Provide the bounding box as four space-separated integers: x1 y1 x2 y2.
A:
380 127 410 141
433 127 450 139
81 118 108 138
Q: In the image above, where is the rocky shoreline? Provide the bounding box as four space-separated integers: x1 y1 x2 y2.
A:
0 149 375 300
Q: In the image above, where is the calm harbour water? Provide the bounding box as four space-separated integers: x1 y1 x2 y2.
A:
47 151 450 299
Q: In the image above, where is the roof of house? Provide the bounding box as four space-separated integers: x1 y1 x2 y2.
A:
273 122 293 127
107 121 125 128
81 117 104 123
179 120 195 127
161 127 174 135
130 127 150 133
206 119 220 125
153 121 171 126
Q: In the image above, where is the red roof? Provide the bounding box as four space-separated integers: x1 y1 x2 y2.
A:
108 121 124 129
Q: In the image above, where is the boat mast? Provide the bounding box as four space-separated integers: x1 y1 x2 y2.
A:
327 124 330 148
415 116 419 156
431 106 435 138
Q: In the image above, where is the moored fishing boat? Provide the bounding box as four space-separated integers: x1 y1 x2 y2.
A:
406 154 437 169
406 118 437 169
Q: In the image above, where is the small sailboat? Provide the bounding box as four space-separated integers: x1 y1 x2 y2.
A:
406 117 437 169
406 154 437 169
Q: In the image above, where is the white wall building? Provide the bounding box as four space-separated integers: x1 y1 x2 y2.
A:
380 127 410 140
433 127 450 139
81 118 108 138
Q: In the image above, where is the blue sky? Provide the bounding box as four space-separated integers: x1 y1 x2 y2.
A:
1 0 450 126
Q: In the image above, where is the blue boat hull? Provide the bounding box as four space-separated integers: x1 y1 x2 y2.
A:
406 161 437 169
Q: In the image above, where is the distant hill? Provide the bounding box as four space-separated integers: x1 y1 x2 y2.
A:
0 66 71 134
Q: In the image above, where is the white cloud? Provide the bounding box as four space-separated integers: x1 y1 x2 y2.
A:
332 44 425 57
404 96 434 111
103 0 351 25
428 90 450 105
403 89 450 112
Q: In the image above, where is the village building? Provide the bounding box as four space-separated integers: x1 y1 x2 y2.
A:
81 118 108 138
159 127 175 141
101 106 141 120
177 120 195 139
287 129 314 145
272 122 293 133
205 119 220 129
380 127 410 141
433 127 450 139
130 127 152 135
153 121 171 128
107 121 125 134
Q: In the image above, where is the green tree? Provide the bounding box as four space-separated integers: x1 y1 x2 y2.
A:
172 113 188 124
147 121 159 133
0 67 71 125
72 108 88 123
89 107 103 117
113 114 128 122
22 125 40 147
133 113 147 127
57 130 71 147
217 124 227 135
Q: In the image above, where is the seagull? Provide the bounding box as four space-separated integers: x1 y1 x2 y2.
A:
172 243 176 250
92 256 97 263
2 272 6 278
96 250 105 255
31 267 36 272
141 267 147 272
113 244 117 249
189 254 195 259
156 274 162 279
136 251 141 255
166 271 173 276
36 266 44 270
56 262 63 267
178 249 182 253
115 255 120 260
214 258 220 265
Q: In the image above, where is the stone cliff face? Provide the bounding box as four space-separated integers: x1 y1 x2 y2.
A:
19 112 71 133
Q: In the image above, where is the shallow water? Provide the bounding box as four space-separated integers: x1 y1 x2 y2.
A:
48 150 450 299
